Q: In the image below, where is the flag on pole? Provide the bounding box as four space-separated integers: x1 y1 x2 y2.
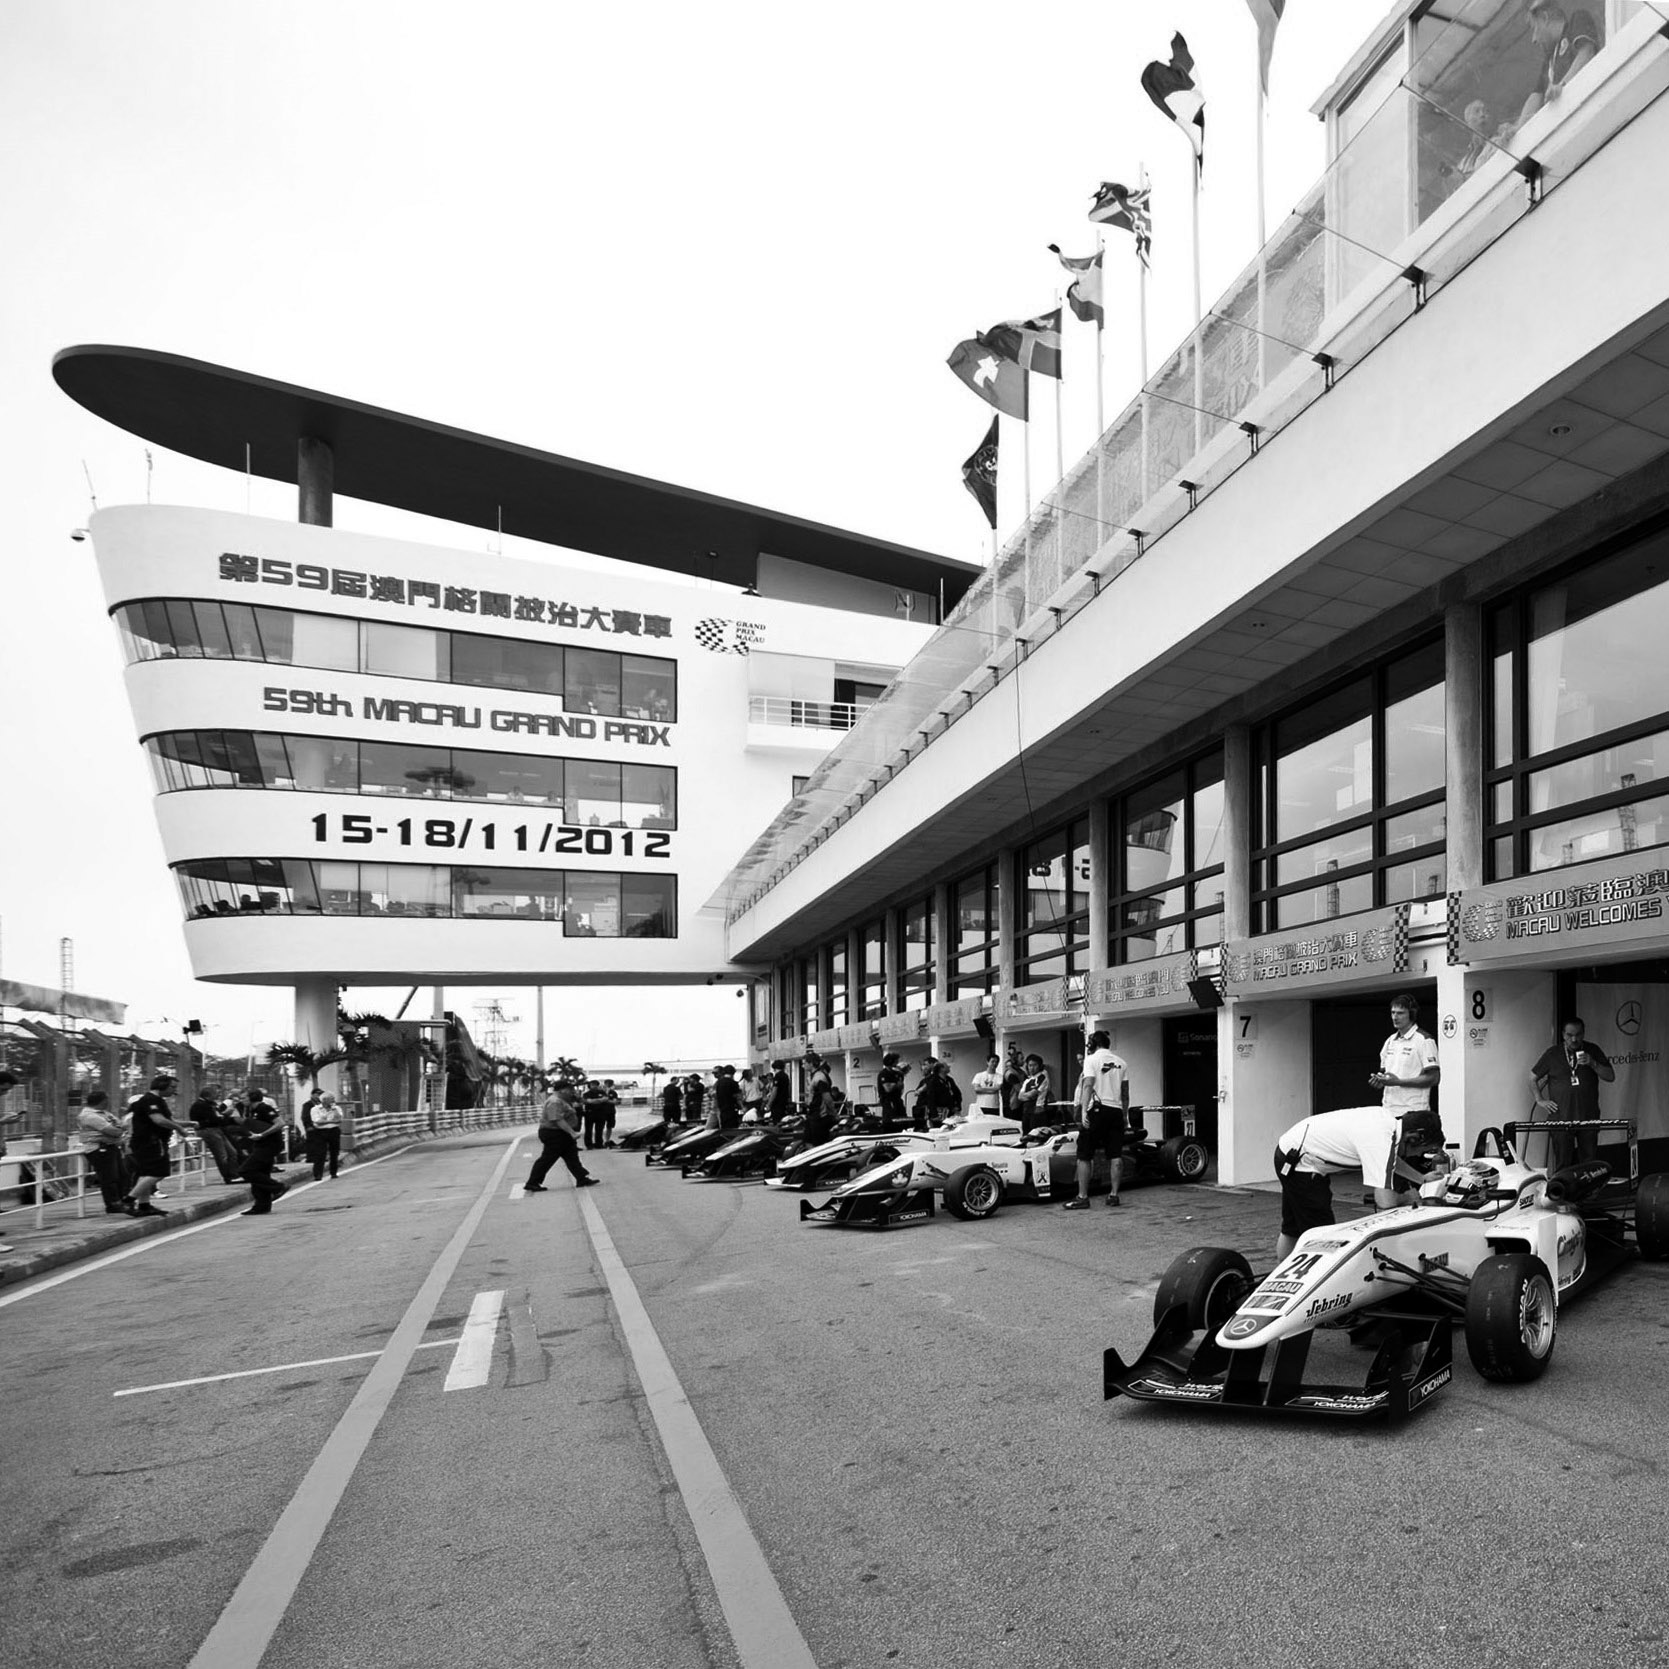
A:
1246 0 1285 96
1048 245 1104 327
948 336 1029 421
984 308 1063 379
1087 182 1152 268
960 419 999 530
1141 33 1206 169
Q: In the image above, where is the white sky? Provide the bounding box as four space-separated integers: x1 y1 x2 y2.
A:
1 0 1394 1072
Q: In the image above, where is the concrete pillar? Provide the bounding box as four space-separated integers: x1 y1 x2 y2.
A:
298 436 334 527
847 925 864 1022
932 883 952 1003
1445 603 1485 893
997 850 1018 993
294 976 340 1106
1087 799 1111 973
1222 725 1253 942
882 906 901 1016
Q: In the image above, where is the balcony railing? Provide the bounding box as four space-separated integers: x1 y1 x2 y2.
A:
748 695 871 731
721 4 1669 926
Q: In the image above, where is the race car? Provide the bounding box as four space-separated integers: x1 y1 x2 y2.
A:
763 1125 939 1192
798 1113 1065 1227
681 1120 805 1181
1043 1105 1211 1192
644 1122 741 1170
1103 1118 1669 1421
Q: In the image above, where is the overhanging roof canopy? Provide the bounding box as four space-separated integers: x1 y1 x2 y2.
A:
53 344 978 602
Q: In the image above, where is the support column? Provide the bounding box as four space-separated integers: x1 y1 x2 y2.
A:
1216 725 1258 1183
932 883 952 1004
294 976 340 1108
1221 726 1252 942
882 907 901 1016
298 437 334 527
1087 799 1111 973
997 851 1017 993
1445 603 1485 893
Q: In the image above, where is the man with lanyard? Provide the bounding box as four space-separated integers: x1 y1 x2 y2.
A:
1529 1017 1614 1167
1063 1029 1129 1211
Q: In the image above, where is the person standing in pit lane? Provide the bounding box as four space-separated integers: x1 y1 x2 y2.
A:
308 1091 345 1180
971 1056 1004 1114
876 1053 910 1126
713 1065 742 1130
1372 992 1442 1146
240 1104 293 1215
125 1073 188 1217
78 1091 132 1214
524 1084 596 1192
768 1059 793 1122
1272 1104 1414 1257
1064 1031 1129 1212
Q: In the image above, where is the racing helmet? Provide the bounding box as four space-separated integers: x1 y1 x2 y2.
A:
1441 1159 1499 1209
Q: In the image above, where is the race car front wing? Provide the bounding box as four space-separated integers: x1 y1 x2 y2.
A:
1104 1300 1454 1422
799 1188 937 1229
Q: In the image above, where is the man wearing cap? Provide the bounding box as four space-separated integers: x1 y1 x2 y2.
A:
125 1073 188 1217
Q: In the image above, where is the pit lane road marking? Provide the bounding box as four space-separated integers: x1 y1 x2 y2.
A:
579 1189 819 1669
112 1338 462 1398
442 1289 505 1391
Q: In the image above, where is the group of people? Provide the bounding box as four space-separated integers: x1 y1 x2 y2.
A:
70 1073 300 1226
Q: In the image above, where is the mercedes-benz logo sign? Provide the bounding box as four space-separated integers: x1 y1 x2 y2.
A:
1616 999 1643 1036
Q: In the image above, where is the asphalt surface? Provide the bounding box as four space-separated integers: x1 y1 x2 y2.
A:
3 1125 1668 1669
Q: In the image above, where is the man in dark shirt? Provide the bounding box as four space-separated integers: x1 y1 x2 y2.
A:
189 1084 244 1184
126 1074 187 1216
713 1065 742 1130
768 1060 793 1122
580 1081 613 1149
1529 1017 1614 1166
1509 3 1599 133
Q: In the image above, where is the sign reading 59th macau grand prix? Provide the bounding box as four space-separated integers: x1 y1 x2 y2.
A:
1449 851 1669 966
1221 904 1409 1000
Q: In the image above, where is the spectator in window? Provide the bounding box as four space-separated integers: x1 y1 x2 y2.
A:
1446 98 1495 180
1506 3 1599 136
78 1091 133 1214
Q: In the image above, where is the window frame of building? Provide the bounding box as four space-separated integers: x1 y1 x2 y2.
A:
896 892 936 1010
951 862 1001 997
857 918 887 1020
1251 640 1446 931
1486 523 1669 880
823 940 849 1029
1015 818 1091 984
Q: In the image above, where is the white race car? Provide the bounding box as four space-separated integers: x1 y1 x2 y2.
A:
798 1113 1068 1226
1104 1119 1669 1420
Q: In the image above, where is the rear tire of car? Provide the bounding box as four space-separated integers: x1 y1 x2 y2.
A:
1465 1253 1556 1382
1636 1174 1669 1260
1158 1137 1210 1183
943 1164 1004 1220
1154 1247 1254 1332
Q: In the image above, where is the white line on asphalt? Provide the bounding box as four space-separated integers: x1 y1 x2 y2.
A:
0 1145 418 1313
187 1132 522 1669
578 1191 819 1669
112 1339 461 1398
443 1289 505 1391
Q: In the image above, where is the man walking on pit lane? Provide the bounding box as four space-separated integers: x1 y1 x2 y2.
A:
1064 1030 1129 1211
524 1083 596 1192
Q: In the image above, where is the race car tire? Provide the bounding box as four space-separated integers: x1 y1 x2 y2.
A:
1636 1174 1669 1260
1465 1253 1556 1382
1158 1137 1210 1183
1154 1247 1255 1332
943 1164 1005 1221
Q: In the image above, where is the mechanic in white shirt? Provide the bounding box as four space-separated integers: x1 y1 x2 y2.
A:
1064 1030 1130 1211
970 1056 1004 1113
1273 1106 1411 1258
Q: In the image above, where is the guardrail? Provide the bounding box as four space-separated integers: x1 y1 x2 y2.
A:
348 1101 535 1146
747 695 870 731
0 1138 217 1230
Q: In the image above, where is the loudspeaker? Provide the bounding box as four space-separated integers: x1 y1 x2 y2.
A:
974 1015 996 1041
1187 977 1224 1011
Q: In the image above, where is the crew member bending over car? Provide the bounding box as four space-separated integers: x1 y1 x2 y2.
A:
1273 1106 1417 1257
1064 1030 1129 1211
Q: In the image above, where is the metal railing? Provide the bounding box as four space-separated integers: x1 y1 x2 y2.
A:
349 1101 535 1146
747 695 871 731
0 1138 216 1231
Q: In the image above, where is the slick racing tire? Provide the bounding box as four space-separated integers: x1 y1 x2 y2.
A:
943 1164 1005 1221
1465 1253 1556 1382
1154 1247 1255 1333
1158 1137 1210 1183
1636 1174 1669 1260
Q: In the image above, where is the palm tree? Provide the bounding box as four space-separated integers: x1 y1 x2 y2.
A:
550 1054 583 1087
265 1042 349 1097
643 1060 666 1106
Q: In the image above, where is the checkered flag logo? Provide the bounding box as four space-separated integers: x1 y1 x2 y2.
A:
694 618 765 655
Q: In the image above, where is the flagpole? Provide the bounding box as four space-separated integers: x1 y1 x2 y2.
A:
1256 72 1269 396
1191 154 1204 458
1139 166 1151 505
1095 230 1106 538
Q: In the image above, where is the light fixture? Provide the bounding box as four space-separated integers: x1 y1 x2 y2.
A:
1548 422 1572 437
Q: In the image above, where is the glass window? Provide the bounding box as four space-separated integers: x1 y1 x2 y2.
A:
622 874 675 937
1125 773 1186 889
1275 871 1374 926
1274 701 1373 842
255 734 295 789
453 750 562 805
360 740 450 798
898 894 936 1009
566 759 623 826
859 918 887 1019
565 872 621 936
289 611 358 672
622 656 676 722
362 863 450 918
451 632 562 694
565 649 621 717
363 621 447 680
1111 753 1226 963
165 600 206 657
1019 818 1089 981
193 602 235 659
454 866 563 919
288 735 358 792
223 604 265 660
825 940 849 1027
622 764 675 828
251 607 295 663
316 860 364 915
1385 680 1445 803
953 864 1000 995
1274 827 1374 889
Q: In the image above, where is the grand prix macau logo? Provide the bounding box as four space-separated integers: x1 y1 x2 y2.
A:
1462 899 1506 942
694 618 766 656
